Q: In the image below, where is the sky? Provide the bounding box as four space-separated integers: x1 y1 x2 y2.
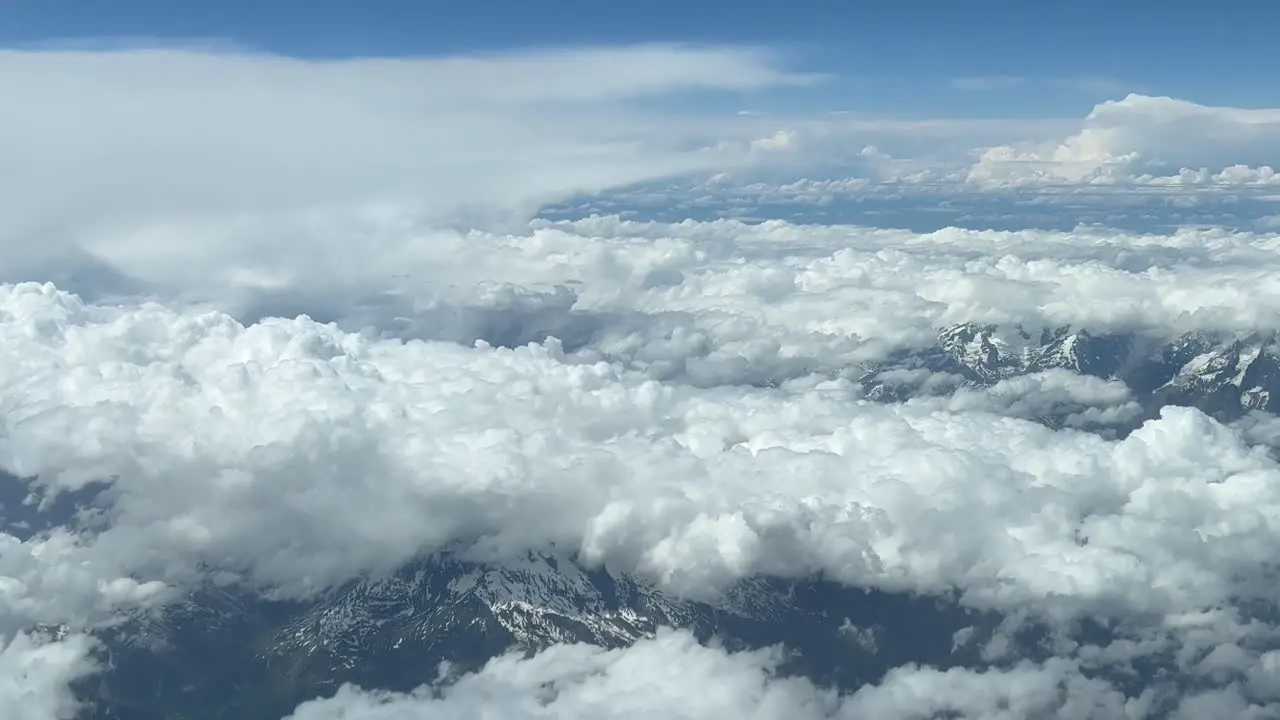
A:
3 1 1280 116
12 4 1280 720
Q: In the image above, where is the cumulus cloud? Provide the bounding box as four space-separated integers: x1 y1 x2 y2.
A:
951 75 1026 92
7 211 1280 714
6 215 1280 609
529 216 1280 349
909 370 1142 429
646 94 1280 214
285 629 1146 720
2 255 1280 616
969 94 1280 187
10 40 1280 718
287 626 1280 718
0 632 98 720
31 211 1280 369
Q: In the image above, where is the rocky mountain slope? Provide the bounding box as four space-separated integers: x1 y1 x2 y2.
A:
86 554 1003 720
69 324 1280 719
861 323 1280 422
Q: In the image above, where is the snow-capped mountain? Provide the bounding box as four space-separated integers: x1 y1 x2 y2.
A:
70 324 1280 719
863 323 1280 422
87 552 1006 720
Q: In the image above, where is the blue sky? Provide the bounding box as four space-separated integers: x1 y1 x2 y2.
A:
3 1 1279 117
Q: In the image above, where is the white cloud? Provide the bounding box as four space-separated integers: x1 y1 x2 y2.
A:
0 44 812 249
951 76 1026 91
1050 77 1134 96
0 632 98 720
531 216 1280 345
950 76 1131 96
750 129 799 152
28 209 1280 364
9 41 1280 717
911 370 1142 428
625 93 1280 204
969 94 1280 187
6 216 1280 717
7 217 1280 622
285 628 1144 720
23 47 1280 317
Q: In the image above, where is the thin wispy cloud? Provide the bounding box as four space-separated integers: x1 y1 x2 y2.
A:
951 75 1133 97
1051 76 1134 94
950 75 1026 91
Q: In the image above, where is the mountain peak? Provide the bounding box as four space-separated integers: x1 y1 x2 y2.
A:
865 324 1280 421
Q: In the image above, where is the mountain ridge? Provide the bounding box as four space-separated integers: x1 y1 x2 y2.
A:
59 323 1280 718
862 323 1280 423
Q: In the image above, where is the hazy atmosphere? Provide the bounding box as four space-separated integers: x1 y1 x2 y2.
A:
5 3 1280 719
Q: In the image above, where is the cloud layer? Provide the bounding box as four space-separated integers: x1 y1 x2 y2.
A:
9 42 1280 719
652 94 1280 200
0 44 809 246
2 270 1278 616
6 214 1280 714
284 629 1149 720
969 95 1280 187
